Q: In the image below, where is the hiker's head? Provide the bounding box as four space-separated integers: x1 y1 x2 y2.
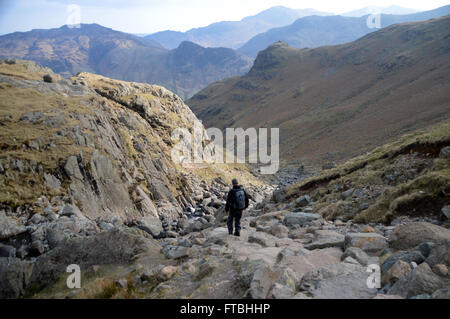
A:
232 178 239 186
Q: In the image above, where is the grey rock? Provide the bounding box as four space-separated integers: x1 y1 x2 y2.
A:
426 240 450 268
98 221 114 231
345 233 387 255
178 238 193 247
272 189 286 203
388 222 450 250
44 173 61 190
0 243 16 257
248 232 278 247
341 188 355 199
269 224 289 238
0 258 32 298
29 227 160 288
267 283 294 299
246 263 280 299
439 146 450 159
164 245 189 260
381 250 425 273
28 214 44 225
414 242 435 258
300 263 378 299
341 247 375 266
283 212 321 227
137 216 163 238
59 204 84 219
64 156 83 180
4 58 16 64
295 195 310 207
0 211 27 240
305 235 345 250
388 262 447 298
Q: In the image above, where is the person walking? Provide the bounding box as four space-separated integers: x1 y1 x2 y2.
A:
225 178 249 236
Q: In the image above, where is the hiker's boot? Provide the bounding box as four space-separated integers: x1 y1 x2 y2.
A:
234 232 240 237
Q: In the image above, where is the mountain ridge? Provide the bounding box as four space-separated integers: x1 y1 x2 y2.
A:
0 24 252 99
238 5 450 57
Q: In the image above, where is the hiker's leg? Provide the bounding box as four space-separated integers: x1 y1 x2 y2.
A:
234 211 242 235
227 213 233 234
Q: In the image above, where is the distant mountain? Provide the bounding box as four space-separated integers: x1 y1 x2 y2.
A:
238 5 450 57
342 5 419 17
146 6 332 50
188 16 450 165
0 24 252 99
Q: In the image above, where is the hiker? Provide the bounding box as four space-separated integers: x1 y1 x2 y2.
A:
225 178 249 236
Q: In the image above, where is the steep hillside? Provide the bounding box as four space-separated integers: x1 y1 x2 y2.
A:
188 16 450 166
238 5 450 57
0 24 252 99
146 6 331 50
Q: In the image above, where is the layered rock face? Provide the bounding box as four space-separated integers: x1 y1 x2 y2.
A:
0 59 271 298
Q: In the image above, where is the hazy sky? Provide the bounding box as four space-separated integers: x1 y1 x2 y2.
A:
0 0 449 35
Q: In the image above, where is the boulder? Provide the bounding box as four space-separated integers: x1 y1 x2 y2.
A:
283 212 321 227
269 224 289 238
299 263 378 299
304 231 345 250
272 189 286 203
163 246 189 260
432 264 448 277
295 195 310 207
0 258 32 298
29 227 160 289
388 262 447 298
278 247 342 281
383 260 412 285
0 211 27 240
342 247 376 266
137 216 163 238
381 250 425 273
246 263 280 299
267 283 294 299
345 233 387 255
388 222 450 250
248 232 278 247
158 266 178 281
426 240 450 268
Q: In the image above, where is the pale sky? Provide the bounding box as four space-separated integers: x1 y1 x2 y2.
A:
0 0 449 35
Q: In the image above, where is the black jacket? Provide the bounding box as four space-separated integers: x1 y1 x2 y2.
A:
225 185 249 212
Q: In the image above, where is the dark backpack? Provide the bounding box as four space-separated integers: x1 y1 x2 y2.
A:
232 188 246 210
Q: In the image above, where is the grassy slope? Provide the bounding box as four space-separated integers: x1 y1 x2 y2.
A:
188 16 450 166
285 120 450 223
